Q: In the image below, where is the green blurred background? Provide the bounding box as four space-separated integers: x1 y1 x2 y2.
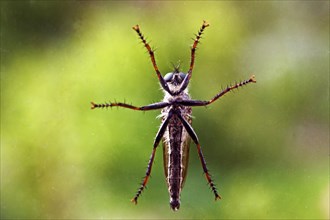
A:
1 1 329 219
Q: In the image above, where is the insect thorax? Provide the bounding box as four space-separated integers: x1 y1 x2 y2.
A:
161 89 192 119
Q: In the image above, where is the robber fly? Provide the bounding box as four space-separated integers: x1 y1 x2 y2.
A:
91 21 256 211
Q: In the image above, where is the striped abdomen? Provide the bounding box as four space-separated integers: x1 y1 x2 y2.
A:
162 107 191 211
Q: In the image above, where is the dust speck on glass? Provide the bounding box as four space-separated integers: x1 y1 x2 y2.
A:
91 21 256 211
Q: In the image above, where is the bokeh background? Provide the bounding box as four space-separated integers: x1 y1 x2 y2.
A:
1 1 329 219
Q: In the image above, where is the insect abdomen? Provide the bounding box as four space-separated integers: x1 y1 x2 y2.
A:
162 105 192 211
167 116 183 210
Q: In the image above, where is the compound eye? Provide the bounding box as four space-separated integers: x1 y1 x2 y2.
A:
179 73 187 80
164 73 173 82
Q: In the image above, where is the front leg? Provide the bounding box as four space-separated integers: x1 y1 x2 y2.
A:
132 25 172 95
91 101 170 111
174 20 210 95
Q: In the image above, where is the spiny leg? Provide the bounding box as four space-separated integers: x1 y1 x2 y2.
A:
176 111 221 200
176 21 210 95
131 110 173 204
189 20 210 77
176 75 256 107
132 25 171 94
91 101 170 111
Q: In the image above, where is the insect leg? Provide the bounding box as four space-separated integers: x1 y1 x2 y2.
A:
176 75 256 107
131 110 173 204
91 101 170 111
188 20 210 76
175 21 210 95
132 25 172 95
176 112 221 200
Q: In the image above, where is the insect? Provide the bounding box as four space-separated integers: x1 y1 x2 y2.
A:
91 21 256 211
